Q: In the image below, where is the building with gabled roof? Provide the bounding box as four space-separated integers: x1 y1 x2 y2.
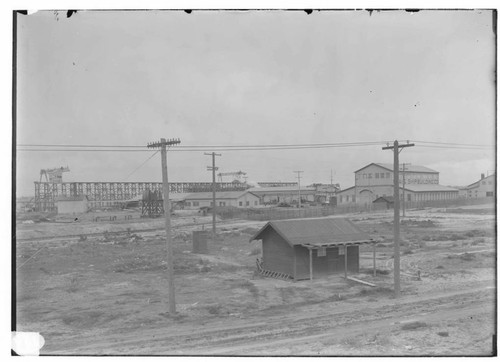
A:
338 162 458 206
250 217 375 280
183 190 260 209
465 173 495 198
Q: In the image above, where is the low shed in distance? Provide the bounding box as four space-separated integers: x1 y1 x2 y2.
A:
250 217 376 281
55 195 89 214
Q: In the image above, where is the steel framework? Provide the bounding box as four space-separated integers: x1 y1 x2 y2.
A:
34 181 250 212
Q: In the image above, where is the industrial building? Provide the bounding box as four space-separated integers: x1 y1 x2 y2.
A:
247 186 316 205
250 218 375 280
465 173 495 198
183 190 261 209
337 163 459 206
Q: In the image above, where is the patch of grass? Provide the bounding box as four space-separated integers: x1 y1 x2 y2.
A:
436 265 444 269
206 304 224 315
66 275 81 293
400 321 428 330
341 335 364 348
460 253 475 261
472 238 485 245
241 227 260 235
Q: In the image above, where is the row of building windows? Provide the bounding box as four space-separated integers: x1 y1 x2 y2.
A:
357 172 391 179
185 200 259 207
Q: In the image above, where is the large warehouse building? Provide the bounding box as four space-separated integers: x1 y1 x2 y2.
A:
337 163 459 207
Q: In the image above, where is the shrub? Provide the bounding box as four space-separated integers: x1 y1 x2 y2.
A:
472 238 485 245
401 321 428 330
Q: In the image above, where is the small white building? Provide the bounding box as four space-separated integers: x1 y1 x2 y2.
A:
56 195 89 214
247 186 316 205
183 191 261 209
465 173 495 198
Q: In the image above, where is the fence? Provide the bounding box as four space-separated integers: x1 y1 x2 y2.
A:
217 197 495 222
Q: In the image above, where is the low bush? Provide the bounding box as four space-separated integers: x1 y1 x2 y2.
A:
400 321 428 330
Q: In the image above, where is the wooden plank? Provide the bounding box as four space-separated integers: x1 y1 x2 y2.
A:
345 276 377 287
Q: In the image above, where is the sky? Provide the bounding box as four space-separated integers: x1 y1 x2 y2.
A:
15 9 496 197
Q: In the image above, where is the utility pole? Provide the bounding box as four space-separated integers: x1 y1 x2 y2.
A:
382 140 415 298
147 138 181 314
293 171 303 209
205 152 221 241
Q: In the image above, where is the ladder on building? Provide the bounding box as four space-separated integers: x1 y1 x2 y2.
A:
256 258 292 280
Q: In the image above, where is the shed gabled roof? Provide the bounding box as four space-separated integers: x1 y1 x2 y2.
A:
373 196 395 203
250 217 370 246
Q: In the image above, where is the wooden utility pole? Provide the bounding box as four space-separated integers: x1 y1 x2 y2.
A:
293 171 303 209
147 138 181 314
382 140 415 298
205 152 221 241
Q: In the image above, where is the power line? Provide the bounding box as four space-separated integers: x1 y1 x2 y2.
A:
17 141 388 148
16 141 393 153
16 139 495 153
124 150 159 181
410 140 494 147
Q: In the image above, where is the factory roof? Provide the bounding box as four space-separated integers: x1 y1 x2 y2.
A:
402 184 458 192
184 190 257 200
355 163 438 174
247 186 316 193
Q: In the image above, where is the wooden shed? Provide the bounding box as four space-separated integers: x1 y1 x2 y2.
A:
250 218 375 281
373 196 394 210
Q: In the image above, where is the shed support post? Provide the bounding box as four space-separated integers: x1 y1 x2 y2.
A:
344 245 348 279
309 248 313 281
373 242 377 277
293 249 297 282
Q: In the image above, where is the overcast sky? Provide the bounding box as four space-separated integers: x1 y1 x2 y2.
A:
15 9 495 197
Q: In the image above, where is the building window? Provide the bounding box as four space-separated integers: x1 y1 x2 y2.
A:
254 201 258 205
368 173 372 178
239 201 243 206
246 201 250 206
380 173 385 179
346 195 349 202
339 196 342 203
375 173 379 179
193 201 199 206
482 181 486 185
185 202 191 207
407 194 411 201
219 202 226 206
486 191 494 197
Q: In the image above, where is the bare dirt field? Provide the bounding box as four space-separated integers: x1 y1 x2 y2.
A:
15 204 496 356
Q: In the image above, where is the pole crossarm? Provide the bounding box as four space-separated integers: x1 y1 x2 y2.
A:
147 139 181 149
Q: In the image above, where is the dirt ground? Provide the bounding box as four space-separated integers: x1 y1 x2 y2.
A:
14 203 496 356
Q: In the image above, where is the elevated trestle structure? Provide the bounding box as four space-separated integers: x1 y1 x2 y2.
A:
34 181 250 212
